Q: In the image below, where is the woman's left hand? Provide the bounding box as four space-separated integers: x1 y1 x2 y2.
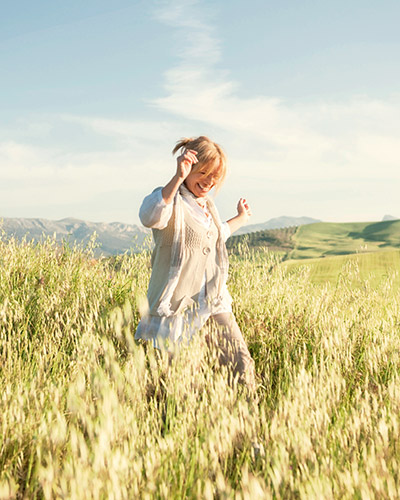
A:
237 198 252 221
226 198 252 234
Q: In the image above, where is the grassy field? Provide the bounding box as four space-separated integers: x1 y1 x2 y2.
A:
1 237 400 499
284 249 400 289
290 220 400 260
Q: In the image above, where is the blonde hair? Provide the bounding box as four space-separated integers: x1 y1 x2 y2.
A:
172 136 227 191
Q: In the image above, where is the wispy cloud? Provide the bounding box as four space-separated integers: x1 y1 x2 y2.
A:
0 115 179 221
152 0 400 192
153 0 221 63
60 114 175 146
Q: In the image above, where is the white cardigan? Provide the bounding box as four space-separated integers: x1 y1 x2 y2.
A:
135 188 232 350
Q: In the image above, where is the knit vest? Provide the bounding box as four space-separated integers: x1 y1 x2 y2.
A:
146 202 226 316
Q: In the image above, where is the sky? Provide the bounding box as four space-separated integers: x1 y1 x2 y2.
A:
1 0 399 225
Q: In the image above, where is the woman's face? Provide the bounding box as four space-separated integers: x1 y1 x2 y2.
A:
184 169 217 198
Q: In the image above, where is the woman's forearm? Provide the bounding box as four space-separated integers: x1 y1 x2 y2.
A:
227 198 252 235
162 148 198 203
161 174 184 204
226 214 248 235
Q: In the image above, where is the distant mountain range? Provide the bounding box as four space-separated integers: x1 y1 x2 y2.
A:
0 217 150 256
0 215 320 255
1 215 396 256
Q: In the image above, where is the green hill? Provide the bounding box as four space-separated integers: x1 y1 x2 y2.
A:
228 219 400 261
284 249 400 289
290 220 400 259
227 226 297 254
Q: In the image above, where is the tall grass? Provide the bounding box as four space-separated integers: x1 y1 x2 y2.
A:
0 237 399 499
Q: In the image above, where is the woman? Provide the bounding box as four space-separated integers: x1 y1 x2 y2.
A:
135 136 256 392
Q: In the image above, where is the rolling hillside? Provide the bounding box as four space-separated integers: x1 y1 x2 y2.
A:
226 226 297 253
290 220 400 259
228 219 400 261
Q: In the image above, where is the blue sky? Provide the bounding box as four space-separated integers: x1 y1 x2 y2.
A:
1 0 399 225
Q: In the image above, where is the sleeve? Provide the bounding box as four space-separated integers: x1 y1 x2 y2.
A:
221 222 231 242
139 187 174 229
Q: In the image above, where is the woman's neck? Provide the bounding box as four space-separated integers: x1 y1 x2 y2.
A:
180 183 208 207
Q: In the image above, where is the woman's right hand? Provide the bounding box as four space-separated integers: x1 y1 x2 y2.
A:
162 149 199 204
176 149 198 180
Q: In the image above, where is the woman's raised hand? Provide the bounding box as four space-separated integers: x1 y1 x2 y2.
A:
176 149 198 180
162 149 199 204
237 198 252 221
226 198 252 234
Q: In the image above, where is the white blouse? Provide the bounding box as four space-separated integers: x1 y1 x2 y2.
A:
135 187 232 350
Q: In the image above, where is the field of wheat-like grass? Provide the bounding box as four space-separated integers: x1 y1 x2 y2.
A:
1 237 400 499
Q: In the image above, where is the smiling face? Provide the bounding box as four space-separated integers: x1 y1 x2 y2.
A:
173 136 227 196
184 167 219 198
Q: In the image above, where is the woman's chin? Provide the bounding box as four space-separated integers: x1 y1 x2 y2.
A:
195 185 211 197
